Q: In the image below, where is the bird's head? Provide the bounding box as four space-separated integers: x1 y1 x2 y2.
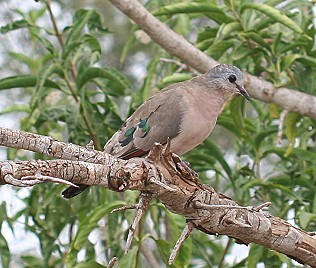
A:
205 64 250 100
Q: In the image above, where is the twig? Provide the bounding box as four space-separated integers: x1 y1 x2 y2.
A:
276 109 289 146
120 192 153 254
169 221 195 265
107 257 118 268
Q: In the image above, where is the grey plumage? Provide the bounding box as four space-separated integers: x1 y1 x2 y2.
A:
62 64 250 198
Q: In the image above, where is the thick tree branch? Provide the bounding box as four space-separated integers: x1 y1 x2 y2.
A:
0 127 315 266
109 0 316 120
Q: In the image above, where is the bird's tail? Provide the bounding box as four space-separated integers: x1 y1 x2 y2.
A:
62 185 89 199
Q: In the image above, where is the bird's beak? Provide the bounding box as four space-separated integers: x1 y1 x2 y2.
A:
236 84 250 100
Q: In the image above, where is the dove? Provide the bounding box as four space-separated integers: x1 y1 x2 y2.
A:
62 64 250 198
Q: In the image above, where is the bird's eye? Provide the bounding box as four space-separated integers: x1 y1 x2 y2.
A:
228 74 237 83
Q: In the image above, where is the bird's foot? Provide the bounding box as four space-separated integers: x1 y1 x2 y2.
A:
169 221 195 265
176 160 199 183
85 140 95 150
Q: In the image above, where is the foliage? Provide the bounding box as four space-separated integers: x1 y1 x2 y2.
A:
0 0 315 267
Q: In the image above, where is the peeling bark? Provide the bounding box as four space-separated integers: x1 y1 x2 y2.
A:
0 127 315 266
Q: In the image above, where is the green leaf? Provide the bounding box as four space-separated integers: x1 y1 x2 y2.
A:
204 139 232 178
230 97 245 135
0 75 60 90
72 201 125 250
20 256 43 267
240 31 270 51
241 3 303 34
63 10 101 59
296 55 316 68
0 210 10 268
216 22 241 40
242 179 298 198
153 2 233 24
74 260 106 268
8 51 41 70
298 212 316 229
160 73 192 88
217 114 239 136
0 19 30 33
0 104 30 115
76 67 130 96
119 246 138 268
280 54 301 71
31 63 64 107
247 244 263 267
33 34 57 55
283 112 298 155
207 40 234 59
0 233 11 267
138 56 160 104
292 148 316 163
120 25 138 63
264 0 286 6
153 2 219 15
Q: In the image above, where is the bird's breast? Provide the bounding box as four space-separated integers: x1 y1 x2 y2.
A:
170 92 223 155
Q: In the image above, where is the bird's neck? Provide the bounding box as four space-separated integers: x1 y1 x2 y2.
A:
190 87 228 117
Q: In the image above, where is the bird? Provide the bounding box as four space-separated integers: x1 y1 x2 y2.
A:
62 64 250 199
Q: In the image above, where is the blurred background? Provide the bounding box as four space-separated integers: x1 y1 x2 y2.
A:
0 0 315 267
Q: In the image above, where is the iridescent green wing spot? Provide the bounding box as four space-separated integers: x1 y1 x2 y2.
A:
119 126 136 146
139 118 150 138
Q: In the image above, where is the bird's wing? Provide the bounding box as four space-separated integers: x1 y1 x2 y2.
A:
104 85 185 159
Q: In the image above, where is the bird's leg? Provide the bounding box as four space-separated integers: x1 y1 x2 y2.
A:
174 158 199 184
85 140 95 150
169 221 195 265
114 192 153 254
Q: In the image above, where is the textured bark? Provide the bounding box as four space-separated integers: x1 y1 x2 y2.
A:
0 127 315 266
109 0 316 120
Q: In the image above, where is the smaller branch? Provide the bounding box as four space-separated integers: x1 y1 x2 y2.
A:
45 0 64 48
169 221 195 265
111 204 138 213
252 202 271 212
20 174 78 187
124 192 153 254
107 257 118 268
218 238 233 268
140 242 161 268
0 127 105 164
276 109 289 145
